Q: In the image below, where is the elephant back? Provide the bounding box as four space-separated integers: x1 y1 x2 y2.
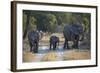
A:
63 24 83 41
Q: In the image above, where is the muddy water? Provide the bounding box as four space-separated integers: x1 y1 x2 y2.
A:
32 46 64 62
23 45 90 62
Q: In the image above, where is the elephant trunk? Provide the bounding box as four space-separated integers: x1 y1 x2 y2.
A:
58 40 59 46
79 33 84 41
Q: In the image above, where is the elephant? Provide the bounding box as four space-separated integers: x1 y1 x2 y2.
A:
49 36 59 50
28 30 39 53
63 24 84 49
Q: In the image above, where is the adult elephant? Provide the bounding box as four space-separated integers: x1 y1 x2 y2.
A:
49 36 59 50
63 24 84 49
28 30 39 53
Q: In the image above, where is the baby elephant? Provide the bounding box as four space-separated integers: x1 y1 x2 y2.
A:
49 36 59 50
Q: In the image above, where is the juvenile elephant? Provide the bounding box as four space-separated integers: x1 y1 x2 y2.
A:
63 24 84 49
49 36 59 50
28 30 39 53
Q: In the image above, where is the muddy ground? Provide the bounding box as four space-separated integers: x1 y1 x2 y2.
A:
23 33 90 62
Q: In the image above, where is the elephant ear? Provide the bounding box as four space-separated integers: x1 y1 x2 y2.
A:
70 24 80 35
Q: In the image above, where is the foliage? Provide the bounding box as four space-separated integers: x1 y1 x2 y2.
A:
23 10 91 38
29 16 37 31
23 13 27 33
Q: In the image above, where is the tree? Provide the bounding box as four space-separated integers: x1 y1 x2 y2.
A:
23 10 91 40
23 11 30 39
44 13 57 32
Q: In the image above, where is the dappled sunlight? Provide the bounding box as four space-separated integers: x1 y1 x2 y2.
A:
23 52 37 62
63 49 91 60
41 51 58 61
23 49 91 62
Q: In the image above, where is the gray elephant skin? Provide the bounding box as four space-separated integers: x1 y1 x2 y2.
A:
28 30 39 53
63 24 84 49
49 36 59 50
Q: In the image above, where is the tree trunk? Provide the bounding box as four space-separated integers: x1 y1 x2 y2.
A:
23 14 30 39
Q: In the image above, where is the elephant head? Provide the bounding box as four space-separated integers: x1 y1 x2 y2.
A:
63 24 84 49
70 24 84 41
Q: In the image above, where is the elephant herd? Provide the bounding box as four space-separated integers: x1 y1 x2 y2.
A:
28 24 84 53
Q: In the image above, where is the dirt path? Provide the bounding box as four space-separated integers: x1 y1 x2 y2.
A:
23 49 91 62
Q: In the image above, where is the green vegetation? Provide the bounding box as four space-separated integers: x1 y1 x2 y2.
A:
23 10 91 39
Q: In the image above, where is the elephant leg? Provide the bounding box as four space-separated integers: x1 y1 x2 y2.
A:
29 42 32 52
75 35 79 49
73 36 79 49
30 46 32 52
50 43 52 50
57 41 59 48
33 44 37 53
67 41 70 49
73 40 78 48
76 40 78 48
55 43 57 49
33 42 38 53
53 43 56 50
64 39 69 49
35 42 38 53
73 40 76 48
63 40 66 49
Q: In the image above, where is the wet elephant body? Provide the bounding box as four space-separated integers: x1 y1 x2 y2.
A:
50 36 59 50
63 24 84 49
28 30 39 53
